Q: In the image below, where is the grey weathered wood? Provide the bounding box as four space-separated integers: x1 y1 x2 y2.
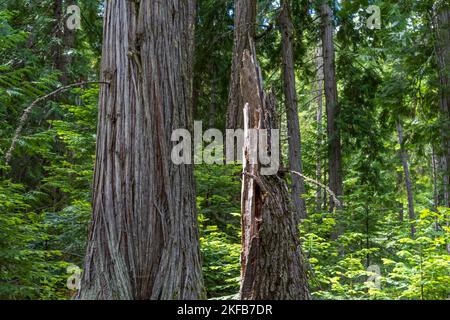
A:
227 0 257 129
239 49 310 300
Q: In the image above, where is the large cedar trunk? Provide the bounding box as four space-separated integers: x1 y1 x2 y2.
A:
279 0 307 219
319 1 343 211
227 0 257 129
77 0 204 300
239 49 310 300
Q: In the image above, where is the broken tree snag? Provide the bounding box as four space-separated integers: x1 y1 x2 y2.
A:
239 49 310 300
227 0 257 129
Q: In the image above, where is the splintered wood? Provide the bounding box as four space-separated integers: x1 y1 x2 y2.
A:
239 49 310 300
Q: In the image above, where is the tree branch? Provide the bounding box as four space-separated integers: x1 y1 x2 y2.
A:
4 81 109 165
289 170 342 209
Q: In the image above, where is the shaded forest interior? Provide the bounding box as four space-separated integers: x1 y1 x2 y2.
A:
0 0 449 300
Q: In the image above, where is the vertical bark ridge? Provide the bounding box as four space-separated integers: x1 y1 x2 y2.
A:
77 0 204 300
227 0 257 129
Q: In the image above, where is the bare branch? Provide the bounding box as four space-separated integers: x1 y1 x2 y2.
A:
4 81 109 164
290 170 342 209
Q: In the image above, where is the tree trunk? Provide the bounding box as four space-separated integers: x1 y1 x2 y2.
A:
239 48 310 300
77 0 204 300
396 121 415 236
397 171 404 222
209 66 217 127
227 0 257 129
319 1 343 211
432 145 440 210
53 0 76 85
52 0 64 75
279 0 307 219
323 162 328 209
433 4 450 208
315 45 324 212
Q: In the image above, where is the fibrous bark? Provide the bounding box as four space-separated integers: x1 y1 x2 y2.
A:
77 0 204 300
239 49 310 300
227 0 257 129
279 0 307 219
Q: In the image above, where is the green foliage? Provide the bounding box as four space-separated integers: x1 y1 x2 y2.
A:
0 175 68 299
0 0 449 301
196 164 241 298
200 225 241 299
302 208 450 300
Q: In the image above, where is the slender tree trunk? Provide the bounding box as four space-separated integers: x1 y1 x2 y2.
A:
227 0 257 129
53 0 76 85
323 163 328 209
239 48 310 300
397 171 405 222
319 1 343 212
433 5 450 254
316 46 324 212
279 0 307 219
209 69 217 128
396 121 415 236
433 4 450 208
431 146 441 232
432 145 440 210
53 0 63 73
77 0 204 300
